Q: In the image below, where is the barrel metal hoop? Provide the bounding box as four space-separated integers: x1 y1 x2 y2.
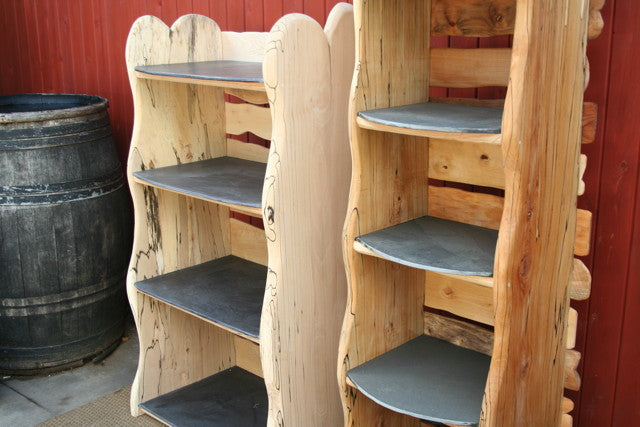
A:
0 169 125 205
0 120 112 150
0 272 126 316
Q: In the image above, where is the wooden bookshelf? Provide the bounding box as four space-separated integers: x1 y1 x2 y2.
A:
125 6 354 426
338 1 597 426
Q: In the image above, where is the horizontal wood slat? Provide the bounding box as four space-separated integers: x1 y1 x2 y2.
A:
429 138 504 188
230 218 267 266
431 0 516 37
226 89 269 104
227 138 269 163
425 271 494 325
427 185 592 257
423 311 494 355
430 48 511 88
225 102 272 139
234 336 263 378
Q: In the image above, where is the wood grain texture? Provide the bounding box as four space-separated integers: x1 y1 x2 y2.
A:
226 138 270 163
429 139 504 188
260 4 354 426
430 48 511 88
425 272 494 325
481 0 589 424
225 101 272 139
562 396 575 414
134 295 236 407
569 259 592 301
565 350 582 391
125 14 269 416
234 336 263 378
225 88 269 104
566 308 578 350
229 218 268 266
431 0 516 37
339 1 431 425
423 312 494 355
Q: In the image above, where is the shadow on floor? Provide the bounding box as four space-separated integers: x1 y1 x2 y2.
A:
0 320 140 427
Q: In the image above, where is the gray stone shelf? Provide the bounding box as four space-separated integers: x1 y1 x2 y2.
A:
358 102 503 134
355 216 498 277
136 60 263 83
347 335 491 426
140 366 268 426
133 157 266 210
134 255 266 340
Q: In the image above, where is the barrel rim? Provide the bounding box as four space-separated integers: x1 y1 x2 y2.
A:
0 93 109 124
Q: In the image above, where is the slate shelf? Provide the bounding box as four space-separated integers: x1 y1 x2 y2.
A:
355 215 498 277
140 366 268 427
134 255 266 341
347 335 491 426
133 157 266 215
135 60 264 88
358 101 503 135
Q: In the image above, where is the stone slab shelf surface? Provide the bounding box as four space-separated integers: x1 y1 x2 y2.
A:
140 366 268 427
133 157 266 211
134 255 266 340
358 102 503 134
355 216 498 276
136 60 264 83
347 335 491 426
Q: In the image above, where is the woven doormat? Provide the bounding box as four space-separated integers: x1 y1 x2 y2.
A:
36 386 161 427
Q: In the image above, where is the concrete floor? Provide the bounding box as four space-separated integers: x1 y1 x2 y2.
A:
0 321 139 427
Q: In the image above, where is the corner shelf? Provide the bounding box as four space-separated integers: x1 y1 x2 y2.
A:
126 7 354 426
358 102 503 133
354 216 498 277
356 102 503 144
134 256 266 341
135 60 264 90
347 335 490 426
133 157 265 217
140 366 268 426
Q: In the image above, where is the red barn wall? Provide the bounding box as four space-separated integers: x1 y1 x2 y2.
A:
0 1 638 425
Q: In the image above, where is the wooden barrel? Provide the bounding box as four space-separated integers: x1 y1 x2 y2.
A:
0 94 132 374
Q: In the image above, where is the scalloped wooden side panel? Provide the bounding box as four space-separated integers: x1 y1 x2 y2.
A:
260 4 354 426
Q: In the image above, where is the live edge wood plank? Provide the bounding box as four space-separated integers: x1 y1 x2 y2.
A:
483 0 589 424
431 0 516 37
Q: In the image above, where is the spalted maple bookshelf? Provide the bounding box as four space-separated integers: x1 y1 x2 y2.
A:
125 5 354 426
339 0 603 426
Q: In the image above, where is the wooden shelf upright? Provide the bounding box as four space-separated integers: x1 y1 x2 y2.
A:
339 0 603 426
125 5 354 426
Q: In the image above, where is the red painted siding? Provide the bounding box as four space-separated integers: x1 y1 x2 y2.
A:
0 1 638 425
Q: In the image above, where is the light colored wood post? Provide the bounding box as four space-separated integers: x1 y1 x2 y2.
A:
260 4 354 426
481 0 590 424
